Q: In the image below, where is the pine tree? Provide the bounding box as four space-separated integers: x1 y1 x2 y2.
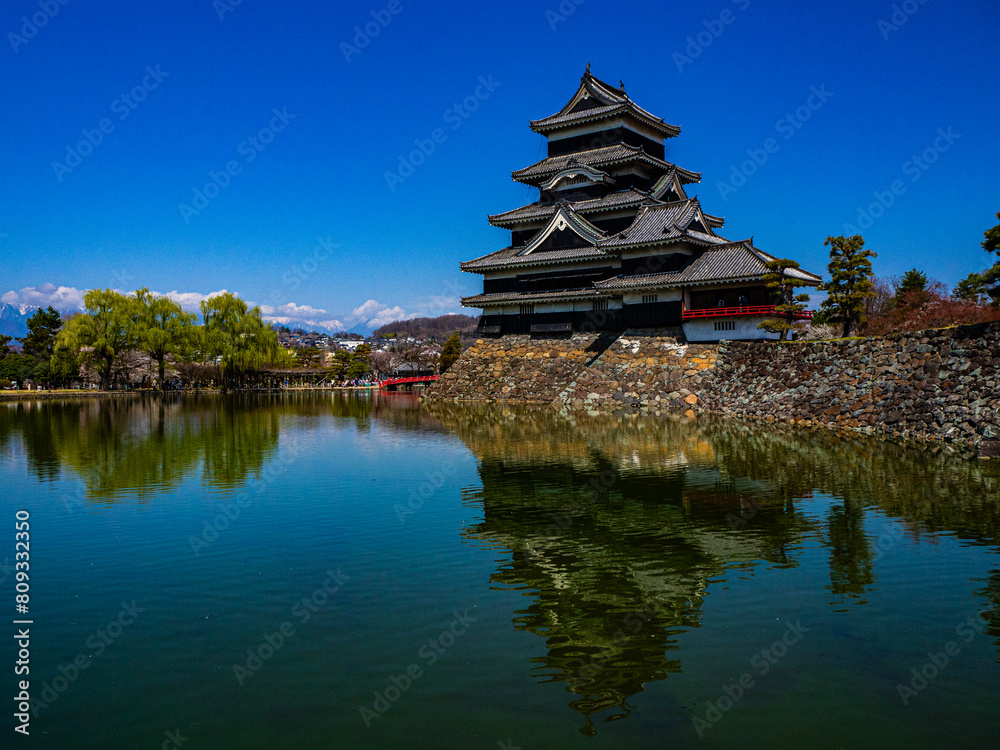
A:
982 210 1000 256
816 235 877 337
18 306 62 359
977 211 1000 305
952 272 988 304
896 269 928 296
438 332 463 373
757 259 811 341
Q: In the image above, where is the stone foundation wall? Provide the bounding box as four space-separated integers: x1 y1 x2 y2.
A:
426 321 1000 452
701 322 1000 448
429 329 717 415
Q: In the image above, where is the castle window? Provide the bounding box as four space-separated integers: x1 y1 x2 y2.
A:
519 304 535 316
642 294 658 304
714 320 736 331
592 299 608 312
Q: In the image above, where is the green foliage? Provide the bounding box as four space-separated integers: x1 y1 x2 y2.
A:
134 289 196 388
200 293 280 389
816 235 877 337
327 350 353 381
983 264 1000 305
294 348 325 369
0 354 37 385
18 306 62 359
896 268 928 296
983 210 1000 256
969 212 1000 306
953 271 989 304
56 291 140 390
438 332 463 374
347 344 371 380
0 334 11 355
756 259 811 341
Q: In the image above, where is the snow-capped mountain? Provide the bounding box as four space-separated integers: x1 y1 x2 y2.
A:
0 302 38 339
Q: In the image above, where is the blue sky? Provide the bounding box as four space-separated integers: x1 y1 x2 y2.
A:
1 0 998 331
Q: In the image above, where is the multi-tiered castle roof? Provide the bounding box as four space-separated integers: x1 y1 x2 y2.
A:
461 66 821 340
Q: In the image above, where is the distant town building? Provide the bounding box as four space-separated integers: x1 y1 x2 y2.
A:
460 66 821 341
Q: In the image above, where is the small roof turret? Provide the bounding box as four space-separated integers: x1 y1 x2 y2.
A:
529 67 681 138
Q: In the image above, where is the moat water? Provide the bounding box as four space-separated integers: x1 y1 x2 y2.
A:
1 393 998 749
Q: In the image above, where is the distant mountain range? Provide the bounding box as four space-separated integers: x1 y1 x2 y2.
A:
0 302 39 339
0 302 474 342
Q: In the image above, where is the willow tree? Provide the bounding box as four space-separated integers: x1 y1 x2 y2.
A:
816 235 877 337
133 289 196 389
56 290 140 390
200 293 280 389
757 259 811 341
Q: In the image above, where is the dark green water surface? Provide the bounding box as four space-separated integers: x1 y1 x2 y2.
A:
1 393 998 749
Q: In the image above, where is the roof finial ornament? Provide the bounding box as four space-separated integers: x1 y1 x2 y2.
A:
585 61 591 76
620 79 626 92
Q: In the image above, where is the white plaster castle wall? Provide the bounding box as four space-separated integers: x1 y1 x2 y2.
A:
683 316 781 342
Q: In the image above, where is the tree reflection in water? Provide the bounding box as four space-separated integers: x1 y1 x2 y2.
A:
428 402 1000 734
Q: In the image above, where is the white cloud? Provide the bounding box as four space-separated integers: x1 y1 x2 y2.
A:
2 283 85 312
3 283 455 335
158 289 233 313
348 298 422 329
351 299 384 321
367 306 415 328
0 284 239 316
260 302 328 318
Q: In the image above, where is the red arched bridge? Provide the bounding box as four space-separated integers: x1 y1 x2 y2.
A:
378 375 440 391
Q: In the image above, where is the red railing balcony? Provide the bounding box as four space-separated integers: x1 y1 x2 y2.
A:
682 305 814 321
